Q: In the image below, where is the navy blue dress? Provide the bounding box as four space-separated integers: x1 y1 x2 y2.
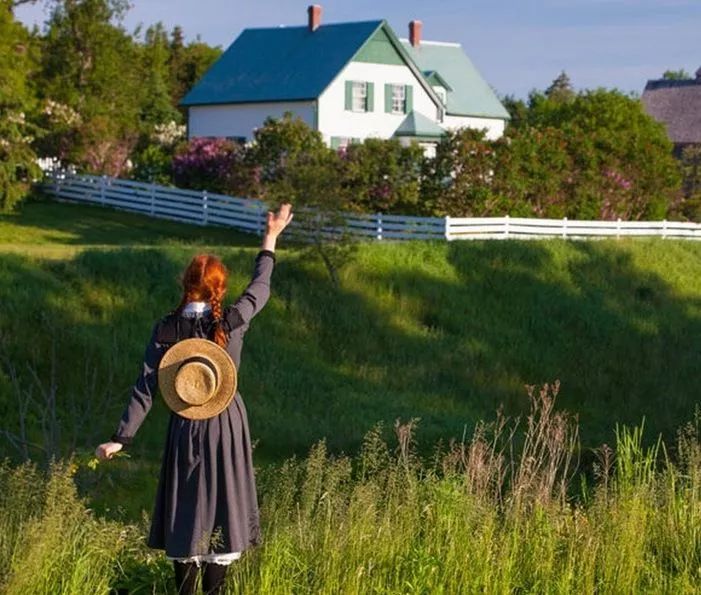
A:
111 250 275 557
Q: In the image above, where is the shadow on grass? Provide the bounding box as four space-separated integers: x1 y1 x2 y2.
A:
1 238 700 519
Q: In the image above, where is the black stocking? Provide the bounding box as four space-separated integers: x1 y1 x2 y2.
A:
202 562 228 594
173 561 199 595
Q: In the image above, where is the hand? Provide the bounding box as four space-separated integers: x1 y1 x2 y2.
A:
266 203 293 238
95 441 123 461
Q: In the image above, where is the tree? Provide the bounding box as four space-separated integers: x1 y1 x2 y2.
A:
0 0 40 211
249 113 352 286
545 71 575 103
140 23 180 127
169 28 221 108
36 0 142 174
662 69 691 80
421 128 498 216
500 94 528 129
340 138 424 214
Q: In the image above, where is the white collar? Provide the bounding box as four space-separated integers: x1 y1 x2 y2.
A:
181 301 212 317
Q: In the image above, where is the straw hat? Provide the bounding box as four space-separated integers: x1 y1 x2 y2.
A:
158 338 237 420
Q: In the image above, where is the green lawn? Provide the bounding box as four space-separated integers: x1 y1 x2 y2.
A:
4 196 701 594
2 196 701 516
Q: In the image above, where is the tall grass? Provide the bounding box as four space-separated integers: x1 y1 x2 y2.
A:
3 388 701 594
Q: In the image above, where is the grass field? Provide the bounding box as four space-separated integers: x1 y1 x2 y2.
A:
2 196 701 592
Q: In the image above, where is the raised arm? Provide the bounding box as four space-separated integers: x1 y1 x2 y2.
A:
95 322 168 459
225 203 293 329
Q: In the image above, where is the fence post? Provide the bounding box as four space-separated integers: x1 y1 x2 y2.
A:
100 175 106 205
202 190 208 225
504 215 510 239
52 168 60 199
376 213 383 241
257 202 265 236
444 216 451 241
662 219 667 239
616 217 621 239
562 217 568 239
149 183 156 216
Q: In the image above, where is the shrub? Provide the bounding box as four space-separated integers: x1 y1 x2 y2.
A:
340 138 424 214
173 137 249 194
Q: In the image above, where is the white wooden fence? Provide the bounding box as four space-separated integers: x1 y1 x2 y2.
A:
44 173 701 241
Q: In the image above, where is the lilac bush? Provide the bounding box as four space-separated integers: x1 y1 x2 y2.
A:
173 137 249 194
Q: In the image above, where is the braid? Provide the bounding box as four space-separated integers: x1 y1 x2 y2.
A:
178 254 229 347
209 292 227 347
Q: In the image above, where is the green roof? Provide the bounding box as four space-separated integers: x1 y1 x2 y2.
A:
402 41 510 120
394 111 446 140
181 21 384 106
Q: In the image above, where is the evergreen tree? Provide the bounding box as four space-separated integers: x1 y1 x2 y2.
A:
140 23 180 127
545 71 574 103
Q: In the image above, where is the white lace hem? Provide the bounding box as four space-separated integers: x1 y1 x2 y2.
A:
166 551 242 567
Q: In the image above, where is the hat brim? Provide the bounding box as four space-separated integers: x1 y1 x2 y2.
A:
158 338 237 420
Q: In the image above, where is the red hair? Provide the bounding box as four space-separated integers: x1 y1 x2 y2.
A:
179 254 229 347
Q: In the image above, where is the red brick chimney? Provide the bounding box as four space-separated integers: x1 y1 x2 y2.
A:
308 5 322 32
409 20 422 47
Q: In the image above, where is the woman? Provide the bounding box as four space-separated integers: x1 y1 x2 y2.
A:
96 203 293 594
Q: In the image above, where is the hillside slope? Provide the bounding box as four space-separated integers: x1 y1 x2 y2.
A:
2 199 701 470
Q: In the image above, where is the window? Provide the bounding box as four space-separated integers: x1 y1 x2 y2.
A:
352 82 368 112
391 84 406 114
330 137 362 150
433 86 447 105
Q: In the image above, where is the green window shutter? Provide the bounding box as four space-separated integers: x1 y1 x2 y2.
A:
366 82 374 112
405 85 413 114
330 137 341 150
385 84 393 113
345 81 353 111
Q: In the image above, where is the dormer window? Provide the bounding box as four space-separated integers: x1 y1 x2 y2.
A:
433 86 447 106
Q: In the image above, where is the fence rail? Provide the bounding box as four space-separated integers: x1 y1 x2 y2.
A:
44 173 701 242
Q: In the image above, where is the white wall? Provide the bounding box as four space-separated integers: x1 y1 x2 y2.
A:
187 101 316 140
318 61 440 142
442 114 506 141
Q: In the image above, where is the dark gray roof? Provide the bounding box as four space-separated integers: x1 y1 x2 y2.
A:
642 76 701 145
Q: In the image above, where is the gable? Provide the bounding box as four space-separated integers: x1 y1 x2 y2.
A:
354 28 404 65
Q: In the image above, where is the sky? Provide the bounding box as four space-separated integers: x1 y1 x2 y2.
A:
14 0 701 99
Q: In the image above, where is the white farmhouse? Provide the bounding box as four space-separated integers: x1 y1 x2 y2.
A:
182 5 510 155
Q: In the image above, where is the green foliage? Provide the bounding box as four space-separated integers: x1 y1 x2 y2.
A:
167 25 222 109
249 113 354 285
662 69 691 80
25 1 220 179
545 70 575 103
5 403 701 592
675 146 701 220
425 88 682 219
131 144 173 185
340 138 424 214
139 23 181 128
421 127 497 216
0 1 40 211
